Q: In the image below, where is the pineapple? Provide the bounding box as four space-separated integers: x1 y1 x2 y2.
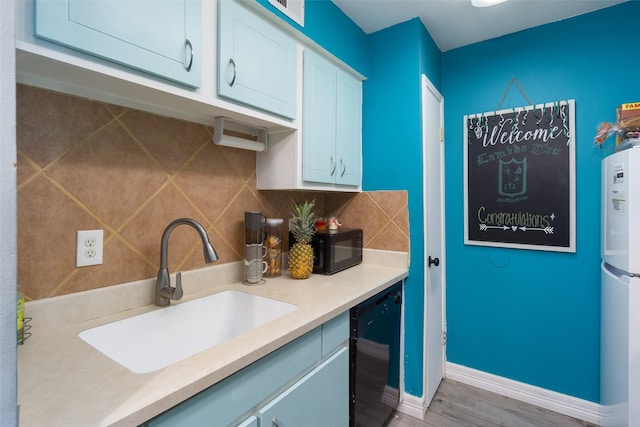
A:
288 200 316 279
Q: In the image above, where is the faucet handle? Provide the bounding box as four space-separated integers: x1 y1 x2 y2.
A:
173 272 184 300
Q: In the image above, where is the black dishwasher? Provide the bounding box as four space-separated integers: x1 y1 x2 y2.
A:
349 282 402 427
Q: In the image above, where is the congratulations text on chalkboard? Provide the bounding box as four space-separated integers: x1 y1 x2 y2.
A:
464 100 575 252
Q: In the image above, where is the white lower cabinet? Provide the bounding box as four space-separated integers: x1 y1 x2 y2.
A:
143 312 349 427
258 347 348 427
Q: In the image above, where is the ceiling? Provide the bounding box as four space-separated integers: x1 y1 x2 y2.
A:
332 0 628 52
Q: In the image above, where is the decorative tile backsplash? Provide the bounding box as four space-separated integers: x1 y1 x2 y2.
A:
16 84 409 301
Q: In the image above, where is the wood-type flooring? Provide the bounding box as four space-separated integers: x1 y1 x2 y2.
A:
384 379 599 427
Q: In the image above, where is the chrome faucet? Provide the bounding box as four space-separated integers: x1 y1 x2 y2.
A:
156 218 219 306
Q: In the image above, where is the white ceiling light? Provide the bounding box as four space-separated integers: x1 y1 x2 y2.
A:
471 0 508 7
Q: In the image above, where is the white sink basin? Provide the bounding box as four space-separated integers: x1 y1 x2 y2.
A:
79 290 297 373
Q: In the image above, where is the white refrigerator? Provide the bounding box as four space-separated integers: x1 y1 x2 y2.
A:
601 147 640 427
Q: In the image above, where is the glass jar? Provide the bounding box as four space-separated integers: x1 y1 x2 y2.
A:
264 218 283 277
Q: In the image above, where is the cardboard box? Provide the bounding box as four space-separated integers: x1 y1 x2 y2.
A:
616 102 640 151
617 102 640 120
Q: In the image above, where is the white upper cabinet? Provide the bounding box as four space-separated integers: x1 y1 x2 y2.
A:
34 0 201 88
334 70 362 186
303 50 361 187
17 0 362 190
301 50 337 183
15 0 298 131
218 0 297 119
256 48 362 191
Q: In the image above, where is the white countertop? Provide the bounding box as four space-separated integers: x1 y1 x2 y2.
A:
18 250 408 427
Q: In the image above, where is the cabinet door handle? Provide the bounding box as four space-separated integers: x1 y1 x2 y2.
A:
272 417 279 427
340 158 346 177
184 39 194 72
330 157 336 176
228 58 237 87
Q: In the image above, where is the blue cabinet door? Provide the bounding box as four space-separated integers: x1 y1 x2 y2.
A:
335 70 362 186
302 49 361 187
236 416 258 427
142 315 348 427
321 312 349 356
34 0 201 88
218 0 297 119
258 347 349 427
145 328 322 427
302 49 337 184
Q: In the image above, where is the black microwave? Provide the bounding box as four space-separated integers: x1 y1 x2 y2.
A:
290 228 363 275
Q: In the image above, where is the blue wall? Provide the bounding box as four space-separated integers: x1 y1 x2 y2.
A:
257 0 640 404
257 0 440 397
442 1 640 402
363 18 441 397
256 0 369 75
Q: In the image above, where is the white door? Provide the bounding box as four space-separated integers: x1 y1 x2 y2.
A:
422 74 445 406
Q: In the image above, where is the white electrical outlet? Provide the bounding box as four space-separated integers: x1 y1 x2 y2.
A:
76 230 104 267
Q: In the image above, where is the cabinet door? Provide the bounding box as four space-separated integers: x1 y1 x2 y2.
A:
236 416 258 427
302 49 337 185
145 328 321 427
322 312 349 356
335 70 362 186
34 0 201 88
258 347 349 427
218 0 297 119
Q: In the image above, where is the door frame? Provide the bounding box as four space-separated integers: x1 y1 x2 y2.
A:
421 74 446 408
1 0 18 425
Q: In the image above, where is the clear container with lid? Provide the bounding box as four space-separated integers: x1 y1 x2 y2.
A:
264 218 283 277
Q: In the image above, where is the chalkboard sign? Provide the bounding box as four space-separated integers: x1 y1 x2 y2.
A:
464 100 575 252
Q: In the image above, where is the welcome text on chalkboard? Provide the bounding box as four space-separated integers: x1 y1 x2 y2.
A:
464 100 576 252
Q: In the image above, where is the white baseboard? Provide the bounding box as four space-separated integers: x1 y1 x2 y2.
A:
397 391 427 420
445 362 602 425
